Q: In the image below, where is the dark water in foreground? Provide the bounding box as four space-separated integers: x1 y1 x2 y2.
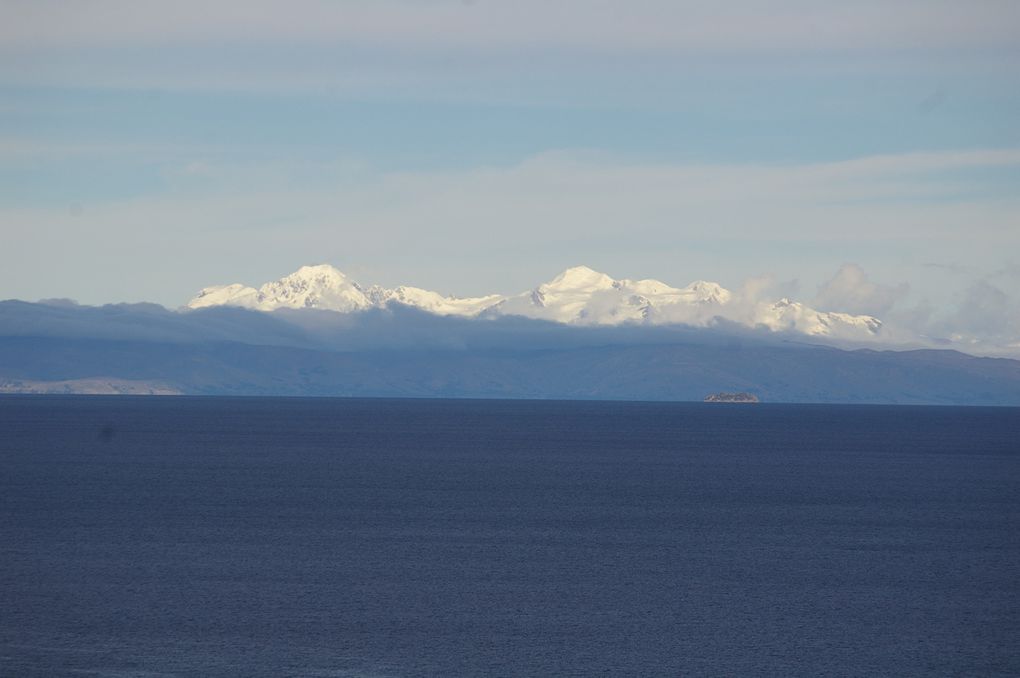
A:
1 396 1018 677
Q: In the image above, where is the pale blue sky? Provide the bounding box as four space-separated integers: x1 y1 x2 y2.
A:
1 0 1018 349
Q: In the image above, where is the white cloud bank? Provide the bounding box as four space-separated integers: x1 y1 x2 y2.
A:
814 264 909 317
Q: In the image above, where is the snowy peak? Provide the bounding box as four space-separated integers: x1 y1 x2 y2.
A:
542 266 616 292
189 283 260 309
187 264 370 313
756 298 882 337
255 264 370 312
622 278 683 297
293 264 345 278
186 264 883 339
187 265 504 317
683 281 732 304
271 264 355 291
501 268 736 325
517 266 620 319
365 285 504 317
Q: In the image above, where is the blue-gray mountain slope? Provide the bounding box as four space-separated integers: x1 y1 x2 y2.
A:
1 300 1018 405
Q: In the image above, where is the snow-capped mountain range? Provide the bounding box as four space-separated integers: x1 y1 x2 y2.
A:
187 264 882 339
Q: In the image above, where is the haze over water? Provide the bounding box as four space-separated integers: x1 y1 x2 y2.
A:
1 396 1018 676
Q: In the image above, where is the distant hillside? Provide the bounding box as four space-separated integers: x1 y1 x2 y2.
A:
1 333 1017 405
2 299 1019 404
0 378 180 396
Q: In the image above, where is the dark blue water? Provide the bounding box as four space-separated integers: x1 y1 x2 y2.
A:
1 396 1018 677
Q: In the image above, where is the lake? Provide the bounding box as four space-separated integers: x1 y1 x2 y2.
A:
1 395 1018 676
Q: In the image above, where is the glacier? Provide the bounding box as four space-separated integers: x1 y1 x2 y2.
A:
187 264 882 339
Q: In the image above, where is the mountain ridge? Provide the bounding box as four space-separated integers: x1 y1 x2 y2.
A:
2 299 1018 404
1 333 1016 405
188 264 882 340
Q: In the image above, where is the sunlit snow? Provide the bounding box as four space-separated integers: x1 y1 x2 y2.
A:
187 264 882 339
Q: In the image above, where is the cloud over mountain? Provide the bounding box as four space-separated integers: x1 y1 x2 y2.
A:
814 263 910 317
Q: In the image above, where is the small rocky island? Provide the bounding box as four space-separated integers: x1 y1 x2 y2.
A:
704 392 760 403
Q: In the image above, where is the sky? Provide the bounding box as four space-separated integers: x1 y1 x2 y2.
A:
1 1 1019 351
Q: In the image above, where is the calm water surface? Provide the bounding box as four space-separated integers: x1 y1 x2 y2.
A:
1 396 1018 676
